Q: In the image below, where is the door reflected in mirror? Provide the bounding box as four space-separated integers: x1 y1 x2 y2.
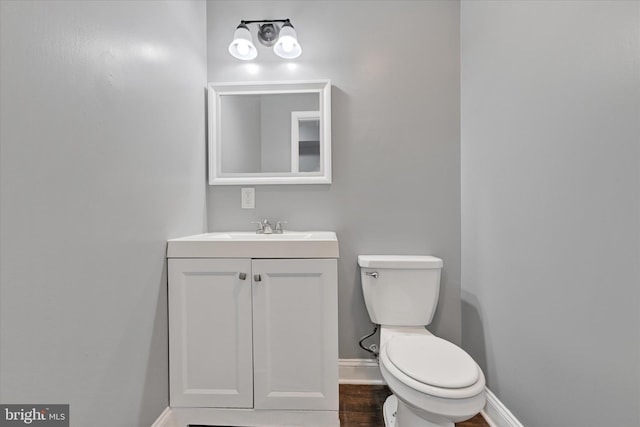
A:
291 111 320 173
208 80 331 185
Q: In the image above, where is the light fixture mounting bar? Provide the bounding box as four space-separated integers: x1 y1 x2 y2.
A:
240 19 291 25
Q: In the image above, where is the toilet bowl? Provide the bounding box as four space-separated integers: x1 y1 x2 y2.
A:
358 255 486 427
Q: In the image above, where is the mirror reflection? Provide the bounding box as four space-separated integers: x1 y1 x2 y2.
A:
219 93 319 174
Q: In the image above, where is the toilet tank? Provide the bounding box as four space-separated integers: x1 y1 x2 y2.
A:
358 255 443 326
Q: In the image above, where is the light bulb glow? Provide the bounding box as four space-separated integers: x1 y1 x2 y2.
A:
236 41 250 56
280 37 294 53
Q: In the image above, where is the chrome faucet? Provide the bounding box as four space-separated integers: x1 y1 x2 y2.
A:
261 219 273 234
252 219 273 234
251 219 287 234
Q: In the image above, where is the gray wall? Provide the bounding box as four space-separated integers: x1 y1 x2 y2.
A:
0 1 207 426
461 1 640 426
206 0 461 357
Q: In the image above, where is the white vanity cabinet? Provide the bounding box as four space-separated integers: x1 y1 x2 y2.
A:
167 231 339 427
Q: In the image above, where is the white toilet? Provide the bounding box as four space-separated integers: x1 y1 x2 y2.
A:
358 255 486 427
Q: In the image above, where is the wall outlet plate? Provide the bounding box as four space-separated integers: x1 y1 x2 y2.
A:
241 187 255 209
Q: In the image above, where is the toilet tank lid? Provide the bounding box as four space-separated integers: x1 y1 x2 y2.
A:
358 255 443 269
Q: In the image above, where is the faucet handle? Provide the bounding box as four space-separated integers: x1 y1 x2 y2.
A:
275 221 288 233
251 221 265 233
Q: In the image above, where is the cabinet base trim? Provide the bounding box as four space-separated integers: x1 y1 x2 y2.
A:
169 407 340 427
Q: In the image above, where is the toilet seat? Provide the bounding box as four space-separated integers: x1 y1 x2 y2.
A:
386 335 479 389
379 335 485 400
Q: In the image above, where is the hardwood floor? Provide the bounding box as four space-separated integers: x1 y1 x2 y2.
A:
339 384 490 427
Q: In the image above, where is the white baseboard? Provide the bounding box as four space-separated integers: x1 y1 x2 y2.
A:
481 387 523 427
339 358 385 384
150 407 179 427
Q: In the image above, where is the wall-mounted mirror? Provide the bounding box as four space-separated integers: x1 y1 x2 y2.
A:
208 80 331 185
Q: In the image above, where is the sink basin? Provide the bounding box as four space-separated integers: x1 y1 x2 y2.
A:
167 231 339 258
213 231 315 240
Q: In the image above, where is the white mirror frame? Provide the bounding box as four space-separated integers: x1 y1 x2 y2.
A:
208 80 331 185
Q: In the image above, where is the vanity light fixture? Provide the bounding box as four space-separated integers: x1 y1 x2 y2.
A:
228 19 302 60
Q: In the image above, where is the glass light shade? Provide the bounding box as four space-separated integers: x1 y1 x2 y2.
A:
228 25 257 60
273 24 302 59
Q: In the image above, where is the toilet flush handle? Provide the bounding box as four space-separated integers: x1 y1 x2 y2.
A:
365 271 379 279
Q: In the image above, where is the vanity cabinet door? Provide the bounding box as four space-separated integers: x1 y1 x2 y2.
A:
168 258 253 408
252 259 338 411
